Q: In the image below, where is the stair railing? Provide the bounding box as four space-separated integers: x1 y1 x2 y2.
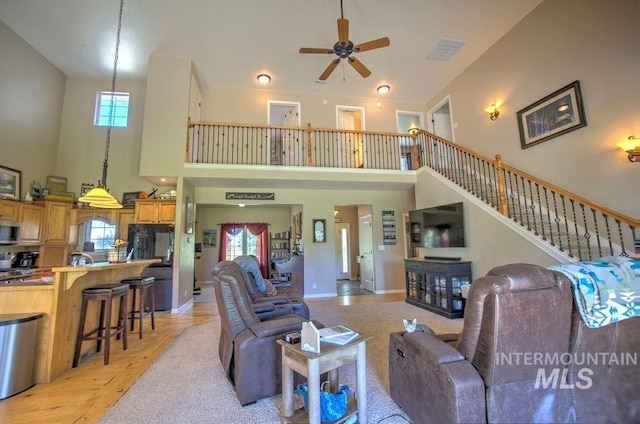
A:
417 130 639 260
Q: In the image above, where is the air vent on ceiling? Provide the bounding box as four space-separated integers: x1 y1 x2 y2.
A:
426 38 466 61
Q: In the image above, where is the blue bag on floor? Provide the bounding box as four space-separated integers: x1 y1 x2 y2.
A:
296 382 350 422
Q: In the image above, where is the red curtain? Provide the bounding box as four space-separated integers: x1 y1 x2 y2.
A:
219 223 269 277
245 223 269 277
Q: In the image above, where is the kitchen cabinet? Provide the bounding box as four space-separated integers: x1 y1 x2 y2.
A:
117 209 135 239
18 203 44 244
134 199 176 224
404 259 472 319
38 245 70 268
0 199 21 221
39 200 71 244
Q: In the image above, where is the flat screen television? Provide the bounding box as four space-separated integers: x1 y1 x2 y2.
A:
409 202 466 248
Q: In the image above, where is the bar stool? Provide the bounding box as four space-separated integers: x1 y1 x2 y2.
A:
122 276 155 339
73 283 129 367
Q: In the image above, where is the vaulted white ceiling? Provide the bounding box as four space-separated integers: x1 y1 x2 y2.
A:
0 0 542 103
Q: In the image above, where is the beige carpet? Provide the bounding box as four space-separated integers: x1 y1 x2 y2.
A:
98 299 463 424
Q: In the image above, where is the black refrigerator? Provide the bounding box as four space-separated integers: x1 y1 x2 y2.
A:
127 224 174 310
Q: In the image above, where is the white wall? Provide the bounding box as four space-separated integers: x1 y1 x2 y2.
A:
194 205 293 283
56 77 161 199
201 85 426 132
0 19 65 195
424 0 639 218
196 186 414 297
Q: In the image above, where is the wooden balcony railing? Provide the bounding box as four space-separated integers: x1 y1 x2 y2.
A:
186 121 639 260
187 121 417 170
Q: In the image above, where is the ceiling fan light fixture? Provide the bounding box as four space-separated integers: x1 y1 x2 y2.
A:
377 85 390 95
257 74 271 85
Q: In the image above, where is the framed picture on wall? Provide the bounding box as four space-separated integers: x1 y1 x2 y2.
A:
203 229 217 247
312 219 326 243
0 165 21 200
517 80 587 149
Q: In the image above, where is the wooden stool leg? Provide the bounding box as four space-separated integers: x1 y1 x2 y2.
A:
96 299 106 353
138 285 145 339
121 291 128 351
103 296 112 365
130 286 137 331
73 296 89 368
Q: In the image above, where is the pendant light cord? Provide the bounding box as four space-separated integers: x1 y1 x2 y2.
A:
102 0 124 188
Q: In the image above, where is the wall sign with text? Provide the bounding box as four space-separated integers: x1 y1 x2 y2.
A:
225 192 275 200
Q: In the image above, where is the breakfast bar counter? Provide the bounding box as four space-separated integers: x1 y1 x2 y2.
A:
0 259 159 384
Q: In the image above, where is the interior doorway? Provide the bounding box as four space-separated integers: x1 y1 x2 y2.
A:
428 96 454 141
358 214 375 293
268 101 302 166
336 105 365 168
396 110 425 170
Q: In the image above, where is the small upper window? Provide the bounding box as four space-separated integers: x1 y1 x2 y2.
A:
95 91 130 127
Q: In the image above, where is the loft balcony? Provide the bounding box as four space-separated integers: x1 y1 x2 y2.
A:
186 121 639 261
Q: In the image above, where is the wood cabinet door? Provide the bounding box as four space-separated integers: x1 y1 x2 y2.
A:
134 201 157 223
38 245 69 268
156 201 176 223
0 200 21 221
19 203 44 244
43 202 70 243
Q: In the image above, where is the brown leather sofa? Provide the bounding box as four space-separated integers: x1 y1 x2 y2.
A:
212 261 318 405
389 263 640 423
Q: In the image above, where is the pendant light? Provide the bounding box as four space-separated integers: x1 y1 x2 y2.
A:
78 0 125 209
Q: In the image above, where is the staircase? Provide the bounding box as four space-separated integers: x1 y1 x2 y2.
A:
416 131 639 261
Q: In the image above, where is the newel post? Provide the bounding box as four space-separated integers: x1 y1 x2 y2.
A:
306 122 314 167
495 154 509 216
411 132 420 170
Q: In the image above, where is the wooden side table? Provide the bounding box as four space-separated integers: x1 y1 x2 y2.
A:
278 334 371 424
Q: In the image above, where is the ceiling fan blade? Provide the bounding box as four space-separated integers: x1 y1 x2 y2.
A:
299 47 335 54
337 18 349 44
354 37 390 53
348 57 371 78
319 59 341 80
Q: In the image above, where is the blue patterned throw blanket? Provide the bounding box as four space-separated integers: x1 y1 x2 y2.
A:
550 257 640 328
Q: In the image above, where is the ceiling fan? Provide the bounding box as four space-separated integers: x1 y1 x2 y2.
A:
299 0 390 81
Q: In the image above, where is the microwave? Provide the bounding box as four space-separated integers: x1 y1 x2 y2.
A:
0 220 20 245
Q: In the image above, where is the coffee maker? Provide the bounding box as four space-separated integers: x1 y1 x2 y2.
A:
15 251 39 268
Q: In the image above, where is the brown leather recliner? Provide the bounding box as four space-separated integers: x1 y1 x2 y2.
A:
389 263 640 423
229 258 310 319
212 261 316 405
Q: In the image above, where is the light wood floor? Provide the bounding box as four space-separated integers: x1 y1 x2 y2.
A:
0 285 403 424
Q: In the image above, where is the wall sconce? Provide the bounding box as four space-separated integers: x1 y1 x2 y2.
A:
334 209 339 216
408 126 419 136
377 85 390 95
257 74 271 85
617 136 640 162
486 103 500 121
